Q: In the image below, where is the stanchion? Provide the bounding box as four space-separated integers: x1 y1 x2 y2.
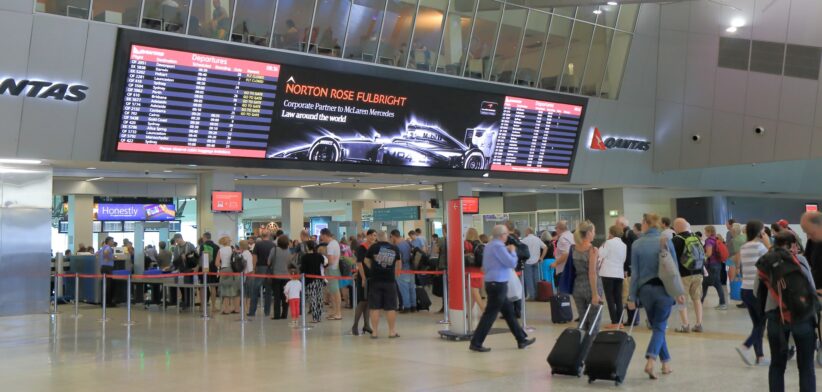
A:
298 273 312 331
465 273 473 334
99 274 109 322
201 269 210 320
72 274 81 319
124 274 135 326
239 272 247 323
438 272 450 325
351 274 357 309
520 271 534 332
50 273 60 315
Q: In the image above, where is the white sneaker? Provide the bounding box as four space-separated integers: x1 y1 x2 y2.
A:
735 346 754 366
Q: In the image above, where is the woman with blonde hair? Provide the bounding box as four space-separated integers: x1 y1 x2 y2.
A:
239 239 254 313
628 213 685 379
572 220 603 332
215 235 240 314
464 228 486 312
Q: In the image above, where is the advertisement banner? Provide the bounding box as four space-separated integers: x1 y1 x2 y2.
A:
447 199 464 311
94 203 176 221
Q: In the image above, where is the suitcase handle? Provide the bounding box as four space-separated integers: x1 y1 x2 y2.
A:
617 305 641 336
579 303 603 336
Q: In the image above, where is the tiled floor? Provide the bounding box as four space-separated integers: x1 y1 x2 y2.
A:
1 295 819 391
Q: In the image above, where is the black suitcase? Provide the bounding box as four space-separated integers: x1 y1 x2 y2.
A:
585 308 639 386
550 294 573 324
547 304 603 377
416 287 432 311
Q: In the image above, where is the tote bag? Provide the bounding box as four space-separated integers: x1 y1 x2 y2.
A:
658 239 685 297
507 269 523 301
730 278 742 301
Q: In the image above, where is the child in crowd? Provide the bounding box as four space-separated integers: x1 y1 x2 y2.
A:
284 268 302 327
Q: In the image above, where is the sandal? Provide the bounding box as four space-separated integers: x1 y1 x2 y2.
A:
674 325 690 333
389 334 400 339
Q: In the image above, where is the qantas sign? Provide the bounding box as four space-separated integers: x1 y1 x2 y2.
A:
589 127 651 152
0 77 88 102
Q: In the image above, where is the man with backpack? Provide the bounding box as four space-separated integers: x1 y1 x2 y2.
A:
702 225 729 310
672 218 705 333
755 231 819 392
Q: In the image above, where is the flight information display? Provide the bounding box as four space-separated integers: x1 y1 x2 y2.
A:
107 33 587 180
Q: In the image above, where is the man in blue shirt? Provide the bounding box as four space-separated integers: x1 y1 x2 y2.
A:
393 230 416 313
469 225 535 352
97 237 115 307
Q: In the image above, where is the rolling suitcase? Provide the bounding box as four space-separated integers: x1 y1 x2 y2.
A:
550 293 573 324
584 307 639 386
547 304 603 377
416 286 432 311
537 281 553 302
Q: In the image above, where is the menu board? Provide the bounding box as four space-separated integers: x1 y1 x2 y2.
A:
105 31 588 180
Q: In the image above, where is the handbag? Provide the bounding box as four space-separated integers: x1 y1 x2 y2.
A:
507 269 523 301
557 246 576 295
730 278 742 301
658 238 685 297
541 260 555 286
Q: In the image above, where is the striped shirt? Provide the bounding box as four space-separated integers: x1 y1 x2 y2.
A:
739 241 768 290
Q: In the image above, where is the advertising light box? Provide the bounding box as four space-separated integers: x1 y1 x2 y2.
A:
103 30 588 181
94 203 176 221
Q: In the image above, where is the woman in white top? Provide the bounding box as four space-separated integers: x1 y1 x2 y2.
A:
239 240 254 313
735 220 770 366
599 225 628 328
215 235 240 314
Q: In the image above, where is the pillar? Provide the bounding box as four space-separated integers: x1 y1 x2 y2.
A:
281 198 304 237
441 182 472 334
351 200 365 234
197 172 237 241
68 194 94 252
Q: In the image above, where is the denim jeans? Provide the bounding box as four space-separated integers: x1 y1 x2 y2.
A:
248 266 272 316
701 263 726 305
398 275 416 310
638 283 674 362
524 262 540 300
766 311 817 392
741 289 765 357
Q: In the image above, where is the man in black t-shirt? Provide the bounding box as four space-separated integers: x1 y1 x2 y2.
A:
616 217 640 326
671 218 705 333
351 229 377 336
364 231 401 338
248 231 275 317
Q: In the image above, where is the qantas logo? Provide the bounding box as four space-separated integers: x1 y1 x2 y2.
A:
0 78 88 102
589 127 651 152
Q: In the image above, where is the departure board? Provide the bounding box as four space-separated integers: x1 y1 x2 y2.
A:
490 97 582 175
117 45 279 158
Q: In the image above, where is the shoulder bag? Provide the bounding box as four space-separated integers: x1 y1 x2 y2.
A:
658 238 685 297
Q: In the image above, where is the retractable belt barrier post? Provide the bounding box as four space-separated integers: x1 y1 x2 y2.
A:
72 274 80 318
351 271 357 309
239 272 247 323
520 271 534 332
50 273 60 315
298 273 311 331
465 273 473 334
100 274 109 322
124 274 135 326
439 271 449 325
201 268 210 320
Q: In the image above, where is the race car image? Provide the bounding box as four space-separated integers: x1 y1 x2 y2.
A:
268 122 498 170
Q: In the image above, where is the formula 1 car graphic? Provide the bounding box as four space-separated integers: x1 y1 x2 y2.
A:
269 123 498 170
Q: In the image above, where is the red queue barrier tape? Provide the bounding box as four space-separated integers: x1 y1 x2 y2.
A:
54 269 448 280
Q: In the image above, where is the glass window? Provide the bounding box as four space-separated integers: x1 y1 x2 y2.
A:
600 31 631 99
89 0 142 26
230 0 277 46
515 9 550 87
141 0 191 33
580 26 613 96
490 4 527 83
558 193 580 209
560 19 595 94
436 0 476 76
272 0 317 51
537 211 558 233
378 0 418 67
537 9 573 90
573 5 598 24
342 0 387 62
188 0 235 40
464 0 502 79
41 0 91 18
311 0 352 56
598 3 619 28
615 4 639 31
409 0 448 72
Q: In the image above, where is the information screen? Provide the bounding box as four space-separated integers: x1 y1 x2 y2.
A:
460 197 479 214
212 191 243 212
106 32 587 180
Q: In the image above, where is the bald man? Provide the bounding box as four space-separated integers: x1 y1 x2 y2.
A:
800 212 822 295
671 218 705 332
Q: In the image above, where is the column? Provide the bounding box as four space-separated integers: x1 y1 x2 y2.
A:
281 198 304 237
350 200 365 234
440 182 472 334
68 194 94 252
197 172 237 240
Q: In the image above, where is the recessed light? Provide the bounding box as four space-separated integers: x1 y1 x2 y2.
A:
86 177 104 182
730 17 745 27
725 26 738 33
607 1 618 5
86 167 96 170
0 158 42 165
260 174 268 177
187 164 198 167
163 170 173 173
593 9 603 14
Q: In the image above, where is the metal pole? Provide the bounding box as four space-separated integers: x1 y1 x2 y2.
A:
73 274 80 319
124 274 135 326
88 0 94 20
438 272 450 324
202 268 210 320
298 273 312 330
184 0 194 35
239 272 247 322
227 0 238 42
351 272 358 308
50 273 59 315
138 0 145 28
305 0 319 53
465 273 473 333
100 275 108 322
521 272 534 332
461 270 469 335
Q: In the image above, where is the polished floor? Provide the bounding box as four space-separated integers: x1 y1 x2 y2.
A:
1 292 819 391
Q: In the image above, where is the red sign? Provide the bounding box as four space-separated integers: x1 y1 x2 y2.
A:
806 204 818 212
212 191 243 212
447 199 464 311
590 128 607 151
460 197 479 214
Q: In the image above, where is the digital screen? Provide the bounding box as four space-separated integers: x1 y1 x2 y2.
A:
105 32 587 180
806 204 818 212
94 203 176 221
212 191 243 212
460 197 479 214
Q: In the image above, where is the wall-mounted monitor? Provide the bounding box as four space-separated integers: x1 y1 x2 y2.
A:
212 191 243 213
102 30 588 181
460 197 480 214
806 203 818 212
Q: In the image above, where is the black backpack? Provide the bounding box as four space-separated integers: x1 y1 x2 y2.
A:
473 242 485 268
411 246 430 270
230 251 246 273
755 248 820 325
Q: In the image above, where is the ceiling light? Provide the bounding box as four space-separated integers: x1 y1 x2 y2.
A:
725 26 737 33
730 17 745 27
86 177 104 182
0 158 42 165
0 168 39 174
163 170 173 173
187 164 198 167
593 9 603 14
86 167 96 170
607 1 618 5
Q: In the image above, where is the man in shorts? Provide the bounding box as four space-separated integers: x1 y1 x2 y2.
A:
364 231 401 338
672 218 704 333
